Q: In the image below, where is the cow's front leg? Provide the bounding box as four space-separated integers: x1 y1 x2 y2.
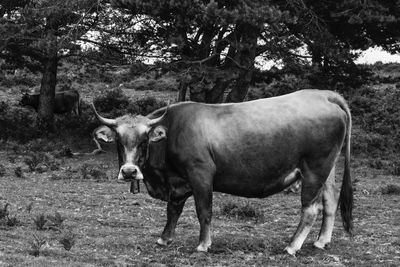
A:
157 198 188 246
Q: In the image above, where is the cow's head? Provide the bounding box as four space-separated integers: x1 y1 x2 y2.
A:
91 104 167 182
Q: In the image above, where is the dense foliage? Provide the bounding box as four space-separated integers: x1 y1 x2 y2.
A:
1 0 399 131
112 0 400 102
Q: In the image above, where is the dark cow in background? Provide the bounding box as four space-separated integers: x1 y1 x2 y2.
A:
92 89 353 256
20 90 81 116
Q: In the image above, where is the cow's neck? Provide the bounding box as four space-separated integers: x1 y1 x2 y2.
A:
142 167 169 201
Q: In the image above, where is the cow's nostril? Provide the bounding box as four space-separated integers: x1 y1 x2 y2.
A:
121 166 138 179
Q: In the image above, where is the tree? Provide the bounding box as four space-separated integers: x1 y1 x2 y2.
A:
112 0 400 102
112 0 297 103
0 0 100 131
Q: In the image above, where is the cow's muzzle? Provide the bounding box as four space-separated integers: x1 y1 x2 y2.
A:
118 164 144 181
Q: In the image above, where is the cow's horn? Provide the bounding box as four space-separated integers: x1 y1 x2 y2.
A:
91 103 117 127
148 102 169 126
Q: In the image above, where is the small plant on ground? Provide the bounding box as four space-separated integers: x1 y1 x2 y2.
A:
6 216 20 227
80 164 107 180
0 203 20 227
26 202 34 213
0 163 6 177
23 152 60 173
0 203 9 221
24 153 43 172
28 233 46 257
59 230 76 251
14 167 23 178
380 184 400 195
33 213 48 230
392 161 400 176
47 211 65 230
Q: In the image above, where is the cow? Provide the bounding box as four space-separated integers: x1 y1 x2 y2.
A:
91 89 353 256
20 90 81 116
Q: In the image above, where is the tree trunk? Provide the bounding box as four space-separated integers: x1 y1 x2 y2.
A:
225 69 253 103
177 81 188 102
205 78 231 103
38 55 57 132
311 45 323 67
225 23 258 103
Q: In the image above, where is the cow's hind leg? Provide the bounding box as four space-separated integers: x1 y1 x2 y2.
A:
187 166 215 252
284 159 333 256
314 165 339 250
157 197 188 246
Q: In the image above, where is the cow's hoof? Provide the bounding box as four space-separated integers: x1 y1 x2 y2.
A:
156 238 170 246
313 241 330 250
196 244 209 252
283 246 297 256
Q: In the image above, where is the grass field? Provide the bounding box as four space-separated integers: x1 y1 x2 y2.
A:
1 146 400 266
1 79 400 266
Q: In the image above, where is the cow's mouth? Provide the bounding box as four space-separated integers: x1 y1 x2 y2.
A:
118 177 137 182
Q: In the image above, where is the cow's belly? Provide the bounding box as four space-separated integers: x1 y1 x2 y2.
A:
213 167 301 198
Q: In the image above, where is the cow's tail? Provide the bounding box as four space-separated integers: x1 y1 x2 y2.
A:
330 93 353 235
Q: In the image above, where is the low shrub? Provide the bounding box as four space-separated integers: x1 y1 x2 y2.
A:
127 96 167 115
23 152 60 173
25 138 63 153
80 164 108 180
0 203 9 221
350 85 400 157
0 106 40 143
392 165 400 176
368 158 385 170
47 211 65 230
93 88 130 115
0 71 38 87
0 101 8 113
59 230 76 251
28 233 46 257
93 88 167 117
0 203 20 227
125 76 178 92
26 202 34 213
6 216 20 227
380 184 400 195
33 213 48 230
248 74 310 100
14 167 23 178
0 163 6 177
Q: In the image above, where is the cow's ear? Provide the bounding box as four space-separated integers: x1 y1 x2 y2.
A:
94 126 116 143
149 126 167 143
